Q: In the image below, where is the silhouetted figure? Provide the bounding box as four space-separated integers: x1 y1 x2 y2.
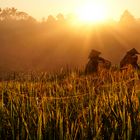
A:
85 49 111 74
120 48 140 70
98 58 111 71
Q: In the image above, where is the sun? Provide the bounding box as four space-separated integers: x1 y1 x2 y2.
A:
75 2 108 24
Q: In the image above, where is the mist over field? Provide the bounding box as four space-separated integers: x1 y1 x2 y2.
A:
1 6 140 140
0 8 140 71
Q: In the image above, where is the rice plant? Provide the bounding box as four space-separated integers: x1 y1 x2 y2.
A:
0 67 140 140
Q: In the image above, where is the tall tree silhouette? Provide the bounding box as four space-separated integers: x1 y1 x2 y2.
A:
47 15 56 24
120 10 136 25
0 7 35 21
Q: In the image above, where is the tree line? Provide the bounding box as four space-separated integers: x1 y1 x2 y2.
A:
0 7 140 71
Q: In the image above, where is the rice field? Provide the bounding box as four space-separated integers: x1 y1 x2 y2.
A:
0 67 140 140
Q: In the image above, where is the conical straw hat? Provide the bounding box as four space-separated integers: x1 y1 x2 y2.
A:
127 48 140 55
88 49 101 58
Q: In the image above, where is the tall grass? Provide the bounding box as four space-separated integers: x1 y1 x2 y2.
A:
0 67 140 140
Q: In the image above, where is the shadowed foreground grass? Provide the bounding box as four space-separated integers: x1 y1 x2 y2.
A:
0 68 140 140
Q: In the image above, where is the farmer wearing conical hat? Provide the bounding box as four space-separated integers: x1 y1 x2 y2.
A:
120 48 140 69
85 49 111 74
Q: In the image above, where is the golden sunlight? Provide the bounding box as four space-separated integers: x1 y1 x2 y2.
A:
75 2 108 23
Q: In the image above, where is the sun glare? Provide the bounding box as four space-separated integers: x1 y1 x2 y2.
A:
75 2 108 24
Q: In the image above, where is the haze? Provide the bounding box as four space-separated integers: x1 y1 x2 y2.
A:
0 1 140 72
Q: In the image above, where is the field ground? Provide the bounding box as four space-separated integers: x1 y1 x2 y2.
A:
0 68 140 140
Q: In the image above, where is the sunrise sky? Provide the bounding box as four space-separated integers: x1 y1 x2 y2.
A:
1 0 140 21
